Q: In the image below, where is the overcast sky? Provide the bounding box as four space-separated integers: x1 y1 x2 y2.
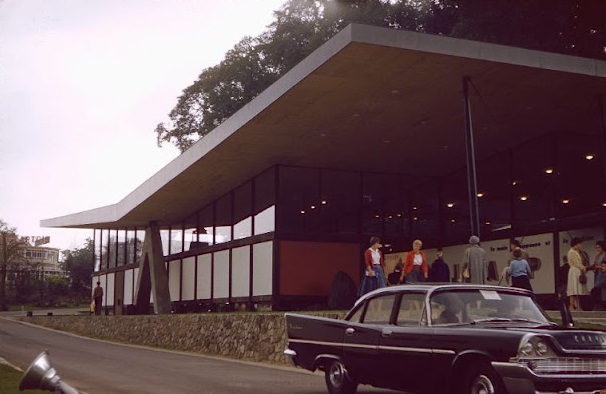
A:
0 0 285 251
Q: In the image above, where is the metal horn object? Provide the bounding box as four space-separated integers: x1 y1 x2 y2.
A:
19 351 78 393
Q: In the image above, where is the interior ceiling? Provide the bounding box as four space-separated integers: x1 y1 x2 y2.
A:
48 34 606 229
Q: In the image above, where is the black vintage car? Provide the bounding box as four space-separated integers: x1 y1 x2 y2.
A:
284 284 606 394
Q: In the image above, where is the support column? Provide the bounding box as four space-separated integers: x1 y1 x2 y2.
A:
134 222 172 314
463 76 481 237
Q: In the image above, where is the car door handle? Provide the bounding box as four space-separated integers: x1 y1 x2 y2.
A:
345 327 355 336
382 329 393 337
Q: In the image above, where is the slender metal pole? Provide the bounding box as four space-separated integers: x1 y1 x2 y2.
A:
597 95 606 184
463 77 480 237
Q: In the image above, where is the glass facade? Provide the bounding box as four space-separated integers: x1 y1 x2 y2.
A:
93 131 606 310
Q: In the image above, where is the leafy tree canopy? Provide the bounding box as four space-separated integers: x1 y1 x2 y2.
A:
156 0 606 152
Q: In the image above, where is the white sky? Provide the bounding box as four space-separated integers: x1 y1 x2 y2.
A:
0 0 285 251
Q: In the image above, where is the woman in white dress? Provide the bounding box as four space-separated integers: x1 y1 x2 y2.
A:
567 237 588 310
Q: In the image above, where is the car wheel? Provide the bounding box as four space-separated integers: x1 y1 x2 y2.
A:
461 362 506 394
324 359 357 394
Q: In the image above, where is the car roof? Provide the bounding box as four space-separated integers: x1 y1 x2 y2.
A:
356 283 531 303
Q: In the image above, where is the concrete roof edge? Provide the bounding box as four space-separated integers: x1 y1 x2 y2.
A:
40 204 119 229
349 23 606 78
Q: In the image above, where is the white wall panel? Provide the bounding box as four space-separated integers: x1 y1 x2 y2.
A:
182 257 196 301
232 246 250 298
106 273 115 305
168 260 180 301
253 241 273 296
213 250 230 298
124 269 134 305
197 254 212 299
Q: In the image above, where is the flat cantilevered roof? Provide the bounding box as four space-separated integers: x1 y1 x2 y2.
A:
42 23 606 229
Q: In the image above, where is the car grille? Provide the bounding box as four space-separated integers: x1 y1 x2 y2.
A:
520 358 606 374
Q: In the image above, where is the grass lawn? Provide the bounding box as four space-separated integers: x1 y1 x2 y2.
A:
0 363 46 394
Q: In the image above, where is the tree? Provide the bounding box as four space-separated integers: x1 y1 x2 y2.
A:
424 0 606 60
155 0 606 152
0 219 26 311
62 238 94 304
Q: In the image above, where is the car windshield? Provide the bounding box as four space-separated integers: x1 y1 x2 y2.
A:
429 288 551 326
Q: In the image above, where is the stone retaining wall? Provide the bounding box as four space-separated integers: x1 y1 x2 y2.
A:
18 312 345 365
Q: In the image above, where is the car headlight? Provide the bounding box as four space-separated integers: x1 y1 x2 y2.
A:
516 335 557 359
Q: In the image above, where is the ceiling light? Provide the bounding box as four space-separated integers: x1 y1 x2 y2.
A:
586 154 595 160
321 200 327 205
477 192 484 198
545 168 554 174
512 180 518 186
562 199 570 204
310 205 316 209
300 210 305 214
450 219 456 223
447 203 455 208
520 196 528 201
485 220 492 225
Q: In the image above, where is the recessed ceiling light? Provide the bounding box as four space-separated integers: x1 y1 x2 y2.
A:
520 196 528 201
562 199 570 204
447 203 455 208
477 193 484 198
586 154 595 160
545 168 554 174
300 210 305 214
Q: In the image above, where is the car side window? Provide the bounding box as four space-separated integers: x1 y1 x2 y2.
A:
396 293 425 326
363 294 396 324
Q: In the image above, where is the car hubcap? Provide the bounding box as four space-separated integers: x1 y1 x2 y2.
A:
329 362 346 388
471 374 495 394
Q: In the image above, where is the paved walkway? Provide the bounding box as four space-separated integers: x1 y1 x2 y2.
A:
545 309 606 326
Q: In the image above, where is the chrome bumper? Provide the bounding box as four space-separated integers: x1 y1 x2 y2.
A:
491 361 606 394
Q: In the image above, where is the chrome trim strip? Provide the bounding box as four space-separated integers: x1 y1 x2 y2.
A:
288 339 455 355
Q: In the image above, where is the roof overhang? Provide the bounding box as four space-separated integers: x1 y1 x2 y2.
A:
41 23 606 229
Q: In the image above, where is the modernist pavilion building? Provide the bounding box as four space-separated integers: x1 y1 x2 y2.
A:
42 24 606 314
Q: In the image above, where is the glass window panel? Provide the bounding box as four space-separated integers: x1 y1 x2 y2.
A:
126 230 137 265
216 193 232 243
169 227 184 254
94 229 102 272
117 230 127 266
133 229 143 265
234 218 252 240
278 166 320 233
107 231 116 269
254 206 275 235
198 205 214 246
320 170 360 234
409 180 439 244
234 182 252 239
255 167 276 213
361 172 393 236
160 229 171 255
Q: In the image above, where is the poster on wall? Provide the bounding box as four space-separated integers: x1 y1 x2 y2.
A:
386 233 556 294
559 227 605 290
